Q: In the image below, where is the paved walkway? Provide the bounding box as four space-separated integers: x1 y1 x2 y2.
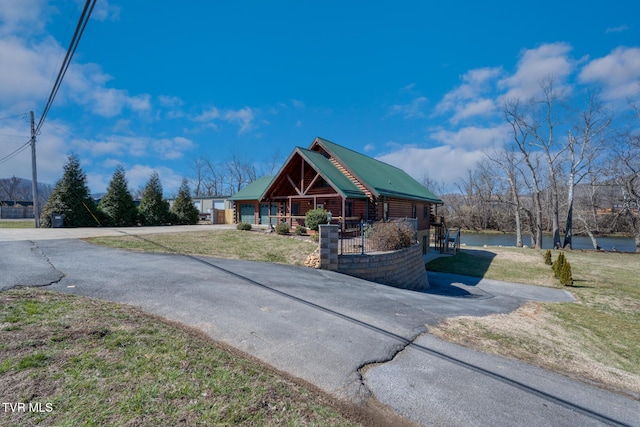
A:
1 227 638 426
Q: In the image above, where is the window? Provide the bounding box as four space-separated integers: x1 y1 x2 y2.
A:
412 204 417 219
383 202 389 221
291 203 299 216
424 204 429 219
345 201 353 217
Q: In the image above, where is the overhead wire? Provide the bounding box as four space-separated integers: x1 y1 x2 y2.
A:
0 140 31 165
35 0 97 136
0 1 96 167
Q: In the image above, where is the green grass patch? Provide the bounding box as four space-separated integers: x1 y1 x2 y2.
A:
427 246 640 395
85 229 317 266
0 220 34 228
0 288 362 426
427 247 555 286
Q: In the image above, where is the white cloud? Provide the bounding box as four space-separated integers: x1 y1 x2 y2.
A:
87 0 121 22
193 107 220 122
71 135 194 160
223 107 255 134
498 42 575 101
363 143 375 152
0 120 71 186
291 99 305 108
605 25 629 34
449 98 496 124
158 95 184 107
400 83 416 92
125 164 184 195
435 67 502 123
0 36 61 113
0 0 49 36
377 145 486 186
389 97 428 118
578 47 640 101
155 136 194 160
430 125 509 150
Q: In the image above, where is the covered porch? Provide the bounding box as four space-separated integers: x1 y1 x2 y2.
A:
261 147 370 229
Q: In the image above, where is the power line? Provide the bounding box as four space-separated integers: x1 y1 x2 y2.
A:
35 0 97 135
0 113 28 121
0 140 31 165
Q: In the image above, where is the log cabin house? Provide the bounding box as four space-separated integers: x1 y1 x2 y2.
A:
229 137 444 253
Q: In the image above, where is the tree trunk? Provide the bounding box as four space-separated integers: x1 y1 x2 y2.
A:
534 192 543 249
563 173 575 249
585 229 600 250
515 208 523 248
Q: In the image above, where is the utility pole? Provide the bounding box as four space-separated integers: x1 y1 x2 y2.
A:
30 111 40 228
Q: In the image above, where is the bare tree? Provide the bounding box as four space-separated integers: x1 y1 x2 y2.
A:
0 176 30 202
611 130 640 251
573 172 604 250
528 79 567 248
505 98 545 248
486 145 525 247
562 89 611 248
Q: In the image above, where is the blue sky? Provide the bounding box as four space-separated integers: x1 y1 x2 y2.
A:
1 0 639 196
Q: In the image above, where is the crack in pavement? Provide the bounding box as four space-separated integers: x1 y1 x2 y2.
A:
355 329 426 403
29 240 66 287
1 241 65 291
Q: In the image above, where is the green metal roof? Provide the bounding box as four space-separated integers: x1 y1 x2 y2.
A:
314 137 444 204
296 148 368 199
228 176 274 201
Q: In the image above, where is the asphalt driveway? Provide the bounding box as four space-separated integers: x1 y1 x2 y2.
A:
1 232 638 426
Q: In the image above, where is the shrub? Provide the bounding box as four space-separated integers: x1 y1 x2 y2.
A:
305 208 328 231
552 252 566 279
368 221 414 251
171 179 199 225
275 223 289 235
295 226 307 235
236 222 252 231
311 233 319 243
544 249 552 265
560 261 574 286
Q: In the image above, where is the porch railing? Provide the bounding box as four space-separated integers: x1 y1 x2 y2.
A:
338 218 418 255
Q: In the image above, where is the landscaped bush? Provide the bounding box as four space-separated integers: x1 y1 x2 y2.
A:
368 220 414 251
560 261 574 286
295 226 307 235
544 249 552 265
305 208 328 231
275 223 289 235
236 222 252 231
310 233 319 243
552 252 566 279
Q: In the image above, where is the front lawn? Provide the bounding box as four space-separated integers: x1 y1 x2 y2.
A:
86 229 318 266
427 247 640 399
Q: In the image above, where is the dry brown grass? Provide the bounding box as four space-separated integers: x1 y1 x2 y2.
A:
427 246 640 400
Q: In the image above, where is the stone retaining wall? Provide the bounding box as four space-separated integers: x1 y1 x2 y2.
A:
319 224 429 291
338 245 429 291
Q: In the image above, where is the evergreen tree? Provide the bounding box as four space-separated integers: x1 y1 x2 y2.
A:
560 261 574 286
544 249 552 265
138 171 171 226
552 252 566 279
99 165 138 226
171 179 199 225
40 154 101 227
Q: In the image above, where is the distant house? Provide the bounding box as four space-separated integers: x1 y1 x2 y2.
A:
229 137 444 252
166 195 232 223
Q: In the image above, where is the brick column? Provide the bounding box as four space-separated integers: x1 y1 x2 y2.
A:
319 224 339 271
